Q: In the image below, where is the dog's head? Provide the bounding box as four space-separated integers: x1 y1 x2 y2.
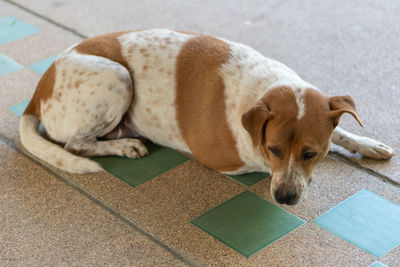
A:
241 86 362 205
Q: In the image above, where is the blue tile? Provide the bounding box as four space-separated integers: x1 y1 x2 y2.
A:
0 53 23 76
313 189 400 257
0 16 39 45
8 99 29 117
369 261 388 267
29 55 58 74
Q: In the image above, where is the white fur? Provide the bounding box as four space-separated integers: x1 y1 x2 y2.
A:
332 127 394 160
118 30 192 153
294 88 306 120
41 50 133 143
20 114 103 173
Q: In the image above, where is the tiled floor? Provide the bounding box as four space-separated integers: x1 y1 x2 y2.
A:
1 0 400 266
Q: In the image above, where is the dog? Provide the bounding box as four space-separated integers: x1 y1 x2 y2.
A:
20 29 394 205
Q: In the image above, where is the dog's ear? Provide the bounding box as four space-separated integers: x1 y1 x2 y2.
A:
328 95 363 128
241 102 273 147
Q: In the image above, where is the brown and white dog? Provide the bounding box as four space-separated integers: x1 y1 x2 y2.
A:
20 29 394 205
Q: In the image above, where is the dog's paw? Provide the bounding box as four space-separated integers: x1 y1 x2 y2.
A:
351 137 394 160
123 139 149 158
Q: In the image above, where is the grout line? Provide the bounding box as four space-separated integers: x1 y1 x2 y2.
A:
328 151 399 188
0 133 200 267
2 0 88 39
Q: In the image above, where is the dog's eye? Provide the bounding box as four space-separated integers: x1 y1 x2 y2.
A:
268 146 281 158
301 151 317 160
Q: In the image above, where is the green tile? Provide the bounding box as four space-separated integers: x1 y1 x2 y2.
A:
92 143 189 187
29 54 58 74
313 189 400 258
0 53 23 76
228 172 269 187
191 191 305 257
369 262 388 267
0 16 39 45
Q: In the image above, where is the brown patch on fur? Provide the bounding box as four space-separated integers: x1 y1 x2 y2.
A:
329 95 363 127
74 81 82 88
176 35 243 172
74 32 131 70
56 160 64 167
24 63 56 115
151 115 159 122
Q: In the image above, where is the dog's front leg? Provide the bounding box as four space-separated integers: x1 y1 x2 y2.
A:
332 127 394 160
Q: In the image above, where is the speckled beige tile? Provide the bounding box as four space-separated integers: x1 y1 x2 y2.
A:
0 142 186 266
380 245 400 267
251 156 400 221
123 160 245 232
250 223 375 267
48 159 247 265
118 159 378 266
0 68 39 141
13 130 400 265
63 159 246 234
0 1 81 66
48 157 373 266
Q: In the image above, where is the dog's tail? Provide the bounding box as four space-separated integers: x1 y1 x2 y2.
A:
20 104 103 174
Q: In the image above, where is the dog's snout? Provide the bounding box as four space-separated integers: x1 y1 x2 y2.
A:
274 187 298 205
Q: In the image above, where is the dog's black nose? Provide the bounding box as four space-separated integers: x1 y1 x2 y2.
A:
275 189 297 205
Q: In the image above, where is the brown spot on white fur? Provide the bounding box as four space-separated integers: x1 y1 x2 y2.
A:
74 81 82 87
176 35 243 172
56 160 64 167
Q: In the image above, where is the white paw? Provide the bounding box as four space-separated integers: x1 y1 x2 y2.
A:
351 137 394 160
123 139 149 158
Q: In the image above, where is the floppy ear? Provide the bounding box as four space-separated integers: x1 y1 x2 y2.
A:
329 95 363 128
241 103 273 147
